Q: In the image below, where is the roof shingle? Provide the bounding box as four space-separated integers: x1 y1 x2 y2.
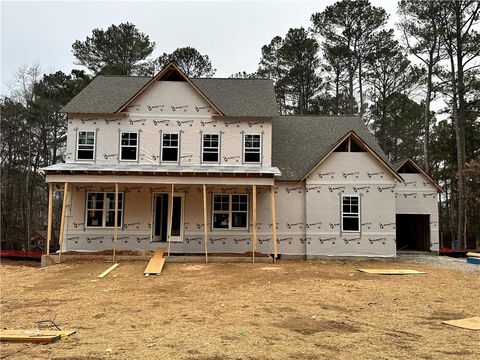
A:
272 115 391 181
61 76 278 117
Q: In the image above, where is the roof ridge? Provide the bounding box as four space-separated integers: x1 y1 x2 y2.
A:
192 77 272 81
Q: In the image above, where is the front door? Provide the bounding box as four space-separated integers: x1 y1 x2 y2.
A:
153 193 184 242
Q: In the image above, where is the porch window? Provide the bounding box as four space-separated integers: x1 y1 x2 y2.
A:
120 132 138 161
243 134 261 163
341 195 360 232
212 194 248 230
86 192 123 228
202 133 219 162
162 133 179 162
76 131 95 160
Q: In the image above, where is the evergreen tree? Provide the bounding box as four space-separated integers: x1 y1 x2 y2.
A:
72 23 155 75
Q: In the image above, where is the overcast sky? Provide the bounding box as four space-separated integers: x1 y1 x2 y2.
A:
1 0 399 95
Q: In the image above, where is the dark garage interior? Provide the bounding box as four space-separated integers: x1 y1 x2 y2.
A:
396 214 431 251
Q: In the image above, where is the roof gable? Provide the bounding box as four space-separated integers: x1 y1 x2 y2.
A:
61 64 278 117
117 63 223 115
392 158 443 193
272 116 398 181
302 131 403 182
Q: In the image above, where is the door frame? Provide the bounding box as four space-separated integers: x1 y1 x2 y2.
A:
150 192 185 243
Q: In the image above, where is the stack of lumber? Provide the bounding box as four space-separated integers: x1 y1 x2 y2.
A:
466 252 480 265
144 247 166 276
0 329 75 343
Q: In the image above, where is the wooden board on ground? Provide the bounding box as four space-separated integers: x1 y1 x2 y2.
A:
98 263 119 278
443 316 480 330
466 252 480 258
0 329 76 343
144 247 166 275
357 268 425 275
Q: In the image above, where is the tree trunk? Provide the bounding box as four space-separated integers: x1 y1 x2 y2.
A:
455 1 467 249
358 58 364 118
424 62 433 173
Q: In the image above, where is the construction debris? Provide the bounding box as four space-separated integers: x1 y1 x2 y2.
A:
0 329 75 343
98 263 119 278
443 316 480 330
144 247 165 276
357 268 425 275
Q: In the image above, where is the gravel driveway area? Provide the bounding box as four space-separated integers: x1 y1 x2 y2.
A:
398 253 480 273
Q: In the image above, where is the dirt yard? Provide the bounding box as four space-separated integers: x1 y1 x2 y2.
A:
1 258 479 359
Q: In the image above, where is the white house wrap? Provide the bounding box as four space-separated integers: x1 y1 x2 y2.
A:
42 63 442 258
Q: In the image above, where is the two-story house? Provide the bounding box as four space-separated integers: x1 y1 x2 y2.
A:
41 63 442 260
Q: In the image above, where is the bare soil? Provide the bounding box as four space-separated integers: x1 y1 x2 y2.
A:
1 258 479 359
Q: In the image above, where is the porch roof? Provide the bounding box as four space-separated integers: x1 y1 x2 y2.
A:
41 163 279 186
41 163 281 177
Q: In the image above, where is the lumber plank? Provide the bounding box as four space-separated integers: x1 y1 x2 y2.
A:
144 247 166 275
46 183 53 255
0 330 76 343
98 263 119 278
203 184 208 263
271 186 277 263
357 268 425 275
443 316 480 330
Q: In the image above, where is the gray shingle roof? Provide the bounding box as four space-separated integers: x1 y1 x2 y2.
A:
61 76 278 117
61 76 150 114
272 115 392 181
191 78 278 117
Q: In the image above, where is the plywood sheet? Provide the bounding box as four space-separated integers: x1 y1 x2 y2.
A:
0 329 75 343
357 268 425 275
144 247 165 275
443 316 480 330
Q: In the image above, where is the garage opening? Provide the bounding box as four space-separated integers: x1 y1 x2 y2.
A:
396 214 430 251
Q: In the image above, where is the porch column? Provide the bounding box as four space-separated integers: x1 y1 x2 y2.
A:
46 183 53 255
203 184 209 263
113 183 119 262
58 182 69 263
271 185 278 263
252 185 257 263
167 183 174 256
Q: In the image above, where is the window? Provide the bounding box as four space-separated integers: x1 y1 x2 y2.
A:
202 134 219 162
162 133 179 162
212 194 248 230
120 132 138 161
244 134 261 163
341 195 360 232
77 131 95 160
86 192 123 228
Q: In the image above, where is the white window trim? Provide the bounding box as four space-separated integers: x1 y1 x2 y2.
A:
341 194 360 233
119 131 139 162
243 133 262 164
76 130 96 161
202 133 220 163
161 132 180 163
85 192 124 228
211 194 249 230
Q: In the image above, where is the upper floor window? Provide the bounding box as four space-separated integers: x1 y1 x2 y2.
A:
86 192 123 228
244 134 261 163
120 132 138 161
212 194 248 230
202 134 219 163
341 195 360 232
77 131 95 160
162 133 179 162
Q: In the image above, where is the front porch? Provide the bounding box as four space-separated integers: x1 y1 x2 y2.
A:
44 173 279 263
